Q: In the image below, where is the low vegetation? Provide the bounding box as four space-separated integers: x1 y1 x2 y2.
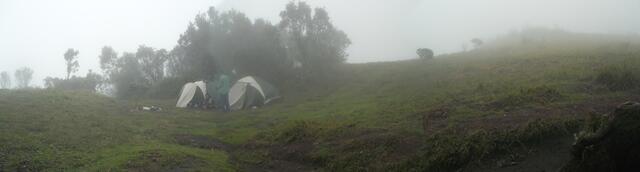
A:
2 29 640 171
594 66 639 91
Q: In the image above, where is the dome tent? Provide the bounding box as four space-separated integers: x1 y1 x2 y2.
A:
228 76 280 111
176 81 208 108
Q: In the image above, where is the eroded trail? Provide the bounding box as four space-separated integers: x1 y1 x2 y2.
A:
173 133 317 172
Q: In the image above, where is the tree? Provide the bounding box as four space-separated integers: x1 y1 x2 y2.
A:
64 48 80 79
167 45 187 77
0 71 10 89
279 1 351 79
111 52 147 98
170 7 290 82
99 46 118 77
471 38 484 48
14 67 33 88
173 10 218 80
136 45 167 84
234 18 288 82
416 48 434 59
165 3 349 83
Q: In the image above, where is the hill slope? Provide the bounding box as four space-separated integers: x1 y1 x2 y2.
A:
2 29 640 171
0 90 233 171
218 29 640 171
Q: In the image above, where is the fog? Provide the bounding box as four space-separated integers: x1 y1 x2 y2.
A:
1 0 639 87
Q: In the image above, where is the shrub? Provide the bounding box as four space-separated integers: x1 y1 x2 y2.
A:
594 66 639 91
396 119 579 171
491 85 563 108
416 48 434 59
273 121 323 144
145 77 190 99
44 73 102 92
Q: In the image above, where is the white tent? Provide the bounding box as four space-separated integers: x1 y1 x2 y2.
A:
228 76 280 111
176 81 207 108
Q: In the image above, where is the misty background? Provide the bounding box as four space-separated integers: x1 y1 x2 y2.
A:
1 0 640 87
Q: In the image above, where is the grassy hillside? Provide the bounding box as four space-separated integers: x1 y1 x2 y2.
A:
2 29 640 171
0 90 233 171
213 29 640 170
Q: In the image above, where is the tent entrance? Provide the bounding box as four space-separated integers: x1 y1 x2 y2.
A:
176 81 208 108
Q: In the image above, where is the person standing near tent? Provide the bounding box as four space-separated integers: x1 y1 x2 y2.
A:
216 73 231 112
205 79 218 109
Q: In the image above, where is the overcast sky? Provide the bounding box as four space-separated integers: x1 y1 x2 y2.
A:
1 0 640 87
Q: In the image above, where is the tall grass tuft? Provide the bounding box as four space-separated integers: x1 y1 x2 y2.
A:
595 66 639 91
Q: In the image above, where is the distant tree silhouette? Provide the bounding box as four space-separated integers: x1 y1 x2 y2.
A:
14 67 33 88
169 7 292 82
64 48 80 79
417 48 434 59
110 52 147 98
279 1 351 80
0 71 10 89
44 70 102 92
99 46 118 78
164 3 351 83
137 45 168 84
471 38 484 48
104 1 352 96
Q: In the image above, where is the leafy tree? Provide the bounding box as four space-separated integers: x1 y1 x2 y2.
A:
165 2 350 84
173 11 217 80
279 1 351 79
64 48 80 79
417 48 434 59
111 52 147 98
136 45 167 84
14 67 33 88
234 18 288 82
170 7 291 82
167 45 187 78
0 71 10 89
99 46 118 77
84 70 103 91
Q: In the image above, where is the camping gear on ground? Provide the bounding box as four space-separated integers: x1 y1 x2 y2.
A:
140 106 162 112
228 76 280 111
176 81 208 108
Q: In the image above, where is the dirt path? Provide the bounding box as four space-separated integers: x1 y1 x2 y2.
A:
173 134 316 172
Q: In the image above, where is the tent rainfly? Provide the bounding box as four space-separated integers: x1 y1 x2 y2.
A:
228 76 280 111
176 81 207 108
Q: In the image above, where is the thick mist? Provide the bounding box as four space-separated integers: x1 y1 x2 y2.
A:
217 0 640 62
1 0 640 86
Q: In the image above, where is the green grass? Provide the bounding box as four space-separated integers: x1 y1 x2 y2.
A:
2 29 640 171
87 143 232 171
0 90 233 171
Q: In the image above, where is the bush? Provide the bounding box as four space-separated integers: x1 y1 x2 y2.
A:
491 85 563 108
595 66 639 91
397 119 579 171
416 48 434 59
44 73 102 92
145 77 190 99
272 121 323 144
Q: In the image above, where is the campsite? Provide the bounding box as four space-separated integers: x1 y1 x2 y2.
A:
2 1 640 171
